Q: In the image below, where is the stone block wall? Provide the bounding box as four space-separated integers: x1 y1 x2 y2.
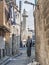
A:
34 0 49 65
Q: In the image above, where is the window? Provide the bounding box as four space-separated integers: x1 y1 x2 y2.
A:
35 0 38 5
5 9 10 21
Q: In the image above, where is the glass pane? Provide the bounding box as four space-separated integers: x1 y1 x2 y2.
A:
35 0 38 4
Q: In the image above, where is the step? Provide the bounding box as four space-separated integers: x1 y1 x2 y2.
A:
0 56 9 65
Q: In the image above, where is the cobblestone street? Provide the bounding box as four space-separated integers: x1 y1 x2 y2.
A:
6 47 35 65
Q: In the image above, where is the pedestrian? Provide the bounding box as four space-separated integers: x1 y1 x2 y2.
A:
26 36 32 57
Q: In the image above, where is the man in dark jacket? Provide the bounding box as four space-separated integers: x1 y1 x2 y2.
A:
26 36 32 57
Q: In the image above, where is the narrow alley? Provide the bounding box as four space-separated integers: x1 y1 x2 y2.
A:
1 0 49 65
6 47 35 65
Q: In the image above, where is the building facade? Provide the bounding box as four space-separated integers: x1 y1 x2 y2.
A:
0 0 10 58
0 0 20 57
9 1 20 55
34 0 49 65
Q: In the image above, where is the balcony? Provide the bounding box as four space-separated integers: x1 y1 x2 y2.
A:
0 0 10 32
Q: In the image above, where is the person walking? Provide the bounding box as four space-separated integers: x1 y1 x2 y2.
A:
26 36 32 57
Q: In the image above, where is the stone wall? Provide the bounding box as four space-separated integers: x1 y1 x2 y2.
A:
0 0 10 57
0 1 3 25
34 0 49 65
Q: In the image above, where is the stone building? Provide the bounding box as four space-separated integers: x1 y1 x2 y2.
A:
34 0 49 65
5 0 20 56
21 9 28 45
22 9 28 31
0 0 10 58
8 0 20 55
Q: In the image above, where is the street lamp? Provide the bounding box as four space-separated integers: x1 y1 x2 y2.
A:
24 1 36 6
24 1 39 9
